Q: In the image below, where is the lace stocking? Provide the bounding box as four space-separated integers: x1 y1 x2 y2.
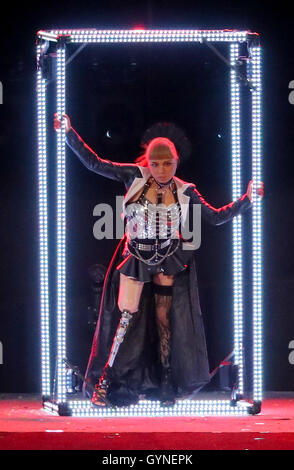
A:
153 285 173 368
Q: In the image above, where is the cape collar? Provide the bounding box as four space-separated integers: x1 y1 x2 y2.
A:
122 166 193 224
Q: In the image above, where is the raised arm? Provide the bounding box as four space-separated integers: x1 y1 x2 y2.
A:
54 114 141 187
188 184 253 226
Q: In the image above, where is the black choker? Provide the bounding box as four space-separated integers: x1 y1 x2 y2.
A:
153 177 173 188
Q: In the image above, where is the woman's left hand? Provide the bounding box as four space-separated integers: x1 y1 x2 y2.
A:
247 179 264 202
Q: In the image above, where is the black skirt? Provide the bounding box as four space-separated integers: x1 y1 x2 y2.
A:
116 237 197 282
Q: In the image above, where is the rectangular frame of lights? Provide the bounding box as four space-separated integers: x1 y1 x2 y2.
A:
36 29 262 416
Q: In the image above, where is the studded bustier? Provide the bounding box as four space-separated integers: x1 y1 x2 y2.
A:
125 178 182 241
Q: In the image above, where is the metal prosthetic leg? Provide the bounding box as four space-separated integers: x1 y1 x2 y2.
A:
153 282 176 407
91 309 134 407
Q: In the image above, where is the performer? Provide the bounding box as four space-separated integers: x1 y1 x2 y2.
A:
54 114 264 408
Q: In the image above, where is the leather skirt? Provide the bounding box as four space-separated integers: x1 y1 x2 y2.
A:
116 237 197 282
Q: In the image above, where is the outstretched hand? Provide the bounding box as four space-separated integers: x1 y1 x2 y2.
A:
53 113 71 133
247 179 264 202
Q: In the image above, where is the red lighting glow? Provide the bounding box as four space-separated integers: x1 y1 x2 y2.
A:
132 25 146 31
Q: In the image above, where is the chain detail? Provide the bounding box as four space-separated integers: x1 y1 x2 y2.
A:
131 238 181 266
125 176 182 266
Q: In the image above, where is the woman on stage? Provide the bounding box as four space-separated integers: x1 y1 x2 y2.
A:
54 114 264 408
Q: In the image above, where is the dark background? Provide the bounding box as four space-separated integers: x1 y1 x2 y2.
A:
0 0 293 394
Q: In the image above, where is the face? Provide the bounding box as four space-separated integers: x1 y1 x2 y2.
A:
147 145 178 183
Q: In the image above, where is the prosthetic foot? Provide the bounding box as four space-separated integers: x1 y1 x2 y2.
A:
91 372 111 407
153 282 176 407
91 308 135 407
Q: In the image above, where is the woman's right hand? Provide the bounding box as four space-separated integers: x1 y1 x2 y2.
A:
53 113 71 133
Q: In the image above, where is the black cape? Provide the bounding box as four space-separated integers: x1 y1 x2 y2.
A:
83 233 210 406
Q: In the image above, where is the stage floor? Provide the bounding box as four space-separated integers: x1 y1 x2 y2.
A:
0 392 294 450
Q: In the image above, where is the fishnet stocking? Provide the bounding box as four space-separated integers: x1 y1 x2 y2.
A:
154 291 173 368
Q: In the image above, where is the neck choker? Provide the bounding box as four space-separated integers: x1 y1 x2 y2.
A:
153 177 173 189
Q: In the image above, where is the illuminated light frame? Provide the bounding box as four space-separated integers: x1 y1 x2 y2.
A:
37 43 51 397
36 29 262 416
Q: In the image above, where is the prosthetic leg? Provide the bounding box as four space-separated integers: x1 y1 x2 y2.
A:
91 308 136 407
153 282 176 407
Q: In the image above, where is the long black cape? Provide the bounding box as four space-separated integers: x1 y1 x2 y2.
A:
83 233 210 406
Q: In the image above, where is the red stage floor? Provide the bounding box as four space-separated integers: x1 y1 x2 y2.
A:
0 392 294 450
